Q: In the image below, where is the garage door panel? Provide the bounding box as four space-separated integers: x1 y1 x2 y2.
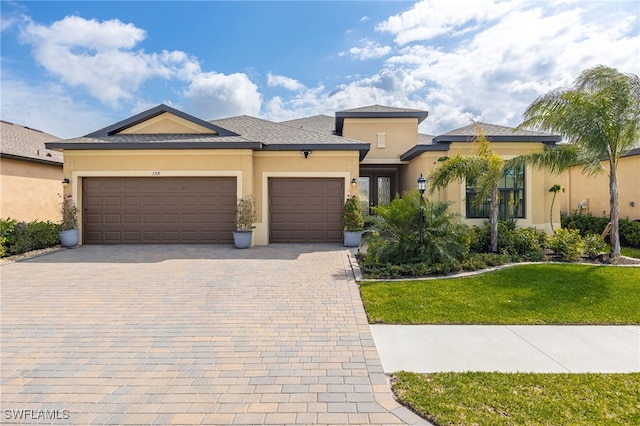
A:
269 178 343 243
83 177 236 244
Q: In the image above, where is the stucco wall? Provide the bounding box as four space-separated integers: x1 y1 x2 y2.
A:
253 151 360 245
404 141 560 232
559 154 640 221
62 148 360 245
0 157 63 222
343 118 418 163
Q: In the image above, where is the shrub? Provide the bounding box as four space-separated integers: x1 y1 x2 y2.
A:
549 228 584 262
583 233 608 259
364 191 469 268
0 218 18 257
11 221 60 254
342 195 364 231
619 219 640 248
561 211 640 249
501 227 548 261
461 252 511 271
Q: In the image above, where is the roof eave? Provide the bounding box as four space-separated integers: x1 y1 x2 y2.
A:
0 152 63 166
400 143 451 161
85 104 240 137
432 135 561 144
45 142 263 150
261 143 371 161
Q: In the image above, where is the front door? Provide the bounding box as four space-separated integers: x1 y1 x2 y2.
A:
358 171 397 215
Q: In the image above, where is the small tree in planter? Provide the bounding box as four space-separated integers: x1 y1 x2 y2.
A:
233 196 256 249
59 194 79 247
342 195 364 247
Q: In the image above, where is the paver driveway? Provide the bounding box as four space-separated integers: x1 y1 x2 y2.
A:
1 245 426 425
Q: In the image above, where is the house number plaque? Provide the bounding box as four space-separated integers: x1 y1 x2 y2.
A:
152 171 160 176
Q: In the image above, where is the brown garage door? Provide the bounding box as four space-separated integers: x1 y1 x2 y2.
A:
83 177 236 244
269 178 343 243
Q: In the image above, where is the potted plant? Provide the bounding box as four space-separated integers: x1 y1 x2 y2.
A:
342 195 364 247
233 196 256 249
59 194 79 248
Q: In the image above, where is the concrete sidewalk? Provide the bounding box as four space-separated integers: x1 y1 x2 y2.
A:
371 325 640 373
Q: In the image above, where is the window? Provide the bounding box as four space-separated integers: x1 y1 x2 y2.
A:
466 165 525 219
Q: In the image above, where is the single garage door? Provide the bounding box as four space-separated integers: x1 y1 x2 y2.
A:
269 178 343 243
83 177 236 244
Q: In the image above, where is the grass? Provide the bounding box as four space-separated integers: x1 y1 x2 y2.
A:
392 371 640 426
622 246 640 258
360 264 640 324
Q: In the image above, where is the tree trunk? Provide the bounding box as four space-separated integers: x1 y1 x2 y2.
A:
550 193 557 233
490 184 499 253
609 158 621 262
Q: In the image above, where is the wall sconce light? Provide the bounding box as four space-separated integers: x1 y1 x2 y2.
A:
351 178 358 186
300 149 312 159
631 201 635 207
62 178 70 187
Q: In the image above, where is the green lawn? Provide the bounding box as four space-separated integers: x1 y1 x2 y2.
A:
360 264 640 324
392 371 640 426
622 246 640 258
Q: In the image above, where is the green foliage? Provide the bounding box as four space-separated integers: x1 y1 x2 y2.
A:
519 65 640 257
460 252 511 271
562 211 640 248
342 195 364 231
11 221 60 254
469 221 547 261
549 228 584 261
0 218 18 257
364 191 469 269
618 218 640 247
583 233 608 259
0 219 61 257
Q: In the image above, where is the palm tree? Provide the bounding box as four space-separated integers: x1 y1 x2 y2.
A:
548 184 565 233
428 126 506 252
516 65 640 261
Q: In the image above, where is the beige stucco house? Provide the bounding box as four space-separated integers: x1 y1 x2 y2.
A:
1 121 63 222
47 104 563 246
559 147 640 221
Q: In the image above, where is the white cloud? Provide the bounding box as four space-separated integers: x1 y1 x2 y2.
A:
267 73 305 91
359 16 371 23
339 39 392 60
183 72 261 119
376 0 515 45
0 79 116 138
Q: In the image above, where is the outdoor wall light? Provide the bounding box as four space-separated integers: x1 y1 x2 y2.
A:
62 178 70 187
300 150 312 158
631 201 635 207
351 178 358 185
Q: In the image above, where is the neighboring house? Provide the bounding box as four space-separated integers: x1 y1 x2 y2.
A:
0 120 63 222
559 147 640 221
46 104 561 246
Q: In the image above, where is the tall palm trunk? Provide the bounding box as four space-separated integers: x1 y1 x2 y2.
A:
490 183 499 253
609 158 621 261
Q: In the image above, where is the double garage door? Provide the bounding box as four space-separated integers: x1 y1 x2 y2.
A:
83 177 343 244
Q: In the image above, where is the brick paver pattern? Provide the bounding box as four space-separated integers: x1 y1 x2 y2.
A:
1 245 426 425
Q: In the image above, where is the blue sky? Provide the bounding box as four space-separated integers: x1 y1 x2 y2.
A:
1 0 639 139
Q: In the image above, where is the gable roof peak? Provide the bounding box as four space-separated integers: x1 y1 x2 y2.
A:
85 104 239 137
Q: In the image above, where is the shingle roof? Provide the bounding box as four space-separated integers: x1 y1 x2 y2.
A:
1 120 63 165
46 133 258 151
210 115 367 147
434 122 560 143
338 105 427 114
279 115 335 135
